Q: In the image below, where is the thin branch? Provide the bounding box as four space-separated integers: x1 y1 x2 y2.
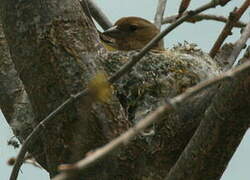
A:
178 0 191 15
162 13 246 28
154 0 167 49
164 20 250 180
9 92 87 180
214 43 235 69
231 22 250 68
53 106 169 180
209 0 250 58
238 45 250 65
9 1 233 179
154 0 167 29
109 0 232 83
53 61 250 180
84 0 112 30
80 0 94 24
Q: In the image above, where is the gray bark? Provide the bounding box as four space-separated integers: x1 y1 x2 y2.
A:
0 0 249 180
0 0 127 178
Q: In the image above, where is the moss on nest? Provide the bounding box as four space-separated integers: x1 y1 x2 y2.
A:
99 43 221 123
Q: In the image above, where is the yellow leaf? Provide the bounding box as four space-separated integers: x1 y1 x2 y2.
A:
88 72 113 103
102 41 117 51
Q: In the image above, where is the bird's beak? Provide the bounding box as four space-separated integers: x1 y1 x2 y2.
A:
103 26 121 38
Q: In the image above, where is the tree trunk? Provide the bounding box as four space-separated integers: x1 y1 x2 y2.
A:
1 1 250 180
0 0 128 178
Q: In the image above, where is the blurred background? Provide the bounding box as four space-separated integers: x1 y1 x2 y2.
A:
1 0 249 179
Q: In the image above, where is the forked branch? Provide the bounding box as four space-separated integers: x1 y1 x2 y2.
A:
9 0 234 179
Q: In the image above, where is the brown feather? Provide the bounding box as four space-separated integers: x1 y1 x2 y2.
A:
102 17 164 51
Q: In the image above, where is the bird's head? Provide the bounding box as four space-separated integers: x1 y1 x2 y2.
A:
102 16 163 51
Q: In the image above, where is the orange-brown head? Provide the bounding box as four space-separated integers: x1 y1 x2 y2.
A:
102 16 163 51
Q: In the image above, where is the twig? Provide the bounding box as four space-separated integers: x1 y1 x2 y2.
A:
109 0 232 83
8 154 43 169
164 19 250 180
85 0 112 30
24 159 43 169
53 106 169 180
162 13 246 28
80 0 94 25
9 1 233 179
79 0 97 29
209 0 250 58
9 92 87 180
214 43 234 69
154 0 167 49
154 0 167 29
53 61 250 180
238 45 250 65
231 22 250 68
80 0 112 34
178 0 191 15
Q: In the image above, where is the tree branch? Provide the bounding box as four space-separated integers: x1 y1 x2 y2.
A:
0 22 48 170
8 0 233 179
231 22 250 68
162 13 246 28
238 45 250 65
83 0 112 30
52 60 250 180
109 0 233 83
0 24 33 133
2 0 119 179
178 0 191 15
165 21 250 180
209 0 250 58
154 0 167 29
154 0 167 49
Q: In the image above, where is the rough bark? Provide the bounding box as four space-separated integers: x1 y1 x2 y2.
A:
0 0 128 178
1 1 249 180
165 65 250 180
97 46 220 179
0 22 48 169
0 23 33 137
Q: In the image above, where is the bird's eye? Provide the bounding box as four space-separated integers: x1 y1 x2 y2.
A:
129 25 138 31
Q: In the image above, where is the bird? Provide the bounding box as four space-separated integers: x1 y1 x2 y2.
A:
100 16 164 51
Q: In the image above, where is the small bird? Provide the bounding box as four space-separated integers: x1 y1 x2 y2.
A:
100 16 164 51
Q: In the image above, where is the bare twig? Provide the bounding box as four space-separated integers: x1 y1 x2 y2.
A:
209 0 250 58
9 91 87 180
154 0 167 49
178 0 191 15
80 0 94 25
24 159 43 169
231 22 250 67
8 154 42 169
164 19 250 180
109 0 233 83
10 1 233 179
53 61 250 180
53 106 169 180
214 43 234 69
162 13 246 28
238 45 250 65
84 0 112 30
154 0 167 29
